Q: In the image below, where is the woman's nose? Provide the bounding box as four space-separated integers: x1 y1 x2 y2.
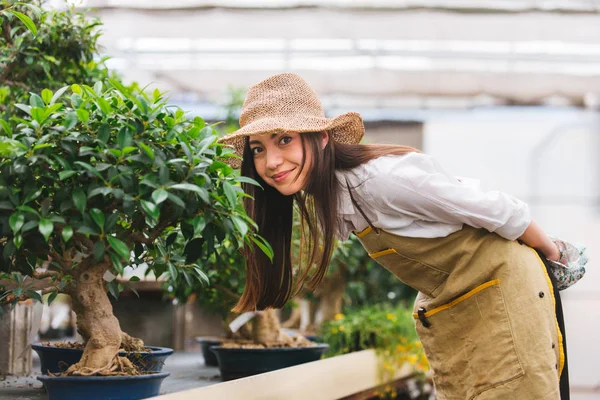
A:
266 148 283 170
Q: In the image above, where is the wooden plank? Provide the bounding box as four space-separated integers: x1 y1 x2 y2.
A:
153 349 413 400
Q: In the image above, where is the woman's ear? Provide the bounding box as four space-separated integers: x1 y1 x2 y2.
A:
321 131 330 149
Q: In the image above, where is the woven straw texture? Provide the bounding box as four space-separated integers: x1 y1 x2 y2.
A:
218 73 364 168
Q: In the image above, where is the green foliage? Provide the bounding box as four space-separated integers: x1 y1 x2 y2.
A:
0 80 269 303
0 1 109 120
164 236 245 317
320 304 429 383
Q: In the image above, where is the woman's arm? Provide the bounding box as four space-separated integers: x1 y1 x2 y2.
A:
518 220 560 261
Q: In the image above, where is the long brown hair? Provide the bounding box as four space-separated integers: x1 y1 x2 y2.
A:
233 132 417 312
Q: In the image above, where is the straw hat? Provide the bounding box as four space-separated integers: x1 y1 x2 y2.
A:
218 73 364 169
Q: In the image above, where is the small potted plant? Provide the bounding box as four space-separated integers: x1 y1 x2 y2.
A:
321 304 432 399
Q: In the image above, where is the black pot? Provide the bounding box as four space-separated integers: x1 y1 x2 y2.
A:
194 337 222 367
37 372 169 400
211 343 329 381
31 343 173 374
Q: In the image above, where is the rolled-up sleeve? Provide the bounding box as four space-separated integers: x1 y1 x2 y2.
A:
369 154 531 241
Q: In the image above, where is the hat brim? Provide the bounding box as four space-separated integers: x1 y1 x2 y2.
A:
218 112 364 169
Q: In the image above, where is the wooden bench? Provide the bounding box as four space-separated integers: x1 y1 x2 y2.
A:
153 349 419 400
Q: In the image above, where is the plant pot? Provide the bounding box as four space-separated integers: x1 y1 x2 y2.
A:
194 337 222 367
210 343 329 381
32 343 173 374
37 372 169 400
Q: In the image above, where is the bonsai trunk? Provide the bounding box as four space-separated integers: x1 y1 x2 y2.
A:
251 309 280 344
313 271 346 328
65 256 143 375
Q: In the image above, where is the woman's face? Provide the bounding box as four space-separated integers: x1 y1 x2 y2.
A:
249 132 327 196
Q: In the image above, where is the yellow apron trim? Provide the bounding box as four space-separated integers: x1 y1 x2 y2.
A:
355 226 372 238
412 279 501 319
530 249 565 377
369 248 396 258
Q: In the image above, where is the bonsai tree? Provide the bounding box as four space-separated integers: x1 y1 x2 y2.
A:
0 0 109 120
0 80 270 375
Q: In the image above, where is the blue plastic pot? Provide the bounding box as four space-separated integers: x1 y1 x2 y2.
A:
37 372 169 400
32 343 173 374
210 343 329 381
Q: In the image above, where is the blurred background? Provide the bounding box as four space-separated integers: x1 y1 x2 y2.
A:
35 0 600 395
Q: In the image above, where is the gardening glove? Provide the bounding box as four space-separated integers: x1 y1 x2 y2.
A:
546 237 588 290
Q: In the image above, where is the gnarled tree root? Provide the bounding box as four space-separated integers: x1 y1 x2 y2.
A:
61 355 140 377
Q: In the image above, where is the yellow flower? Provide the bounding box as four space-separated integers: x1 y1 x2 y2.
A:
339 325 345 332
386 313 396 321
331 327 338 334
334 313 344 320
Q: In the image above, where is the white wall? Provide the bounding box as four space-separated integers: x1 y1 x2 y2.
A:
424 106 600 388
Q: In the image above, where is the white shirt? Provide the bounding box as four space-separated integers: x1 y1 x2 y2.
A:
335 153 531 241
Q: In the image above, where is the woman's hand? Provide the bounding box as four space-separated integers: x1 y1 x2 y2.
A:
518 220 560 261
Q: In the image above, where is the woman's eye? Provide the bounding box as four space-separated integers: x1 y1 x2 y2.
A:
251 147 263 155
279 136 292 145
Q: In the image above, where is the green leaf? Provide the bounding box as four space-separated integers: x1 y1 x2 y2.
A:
231 216 248 237
62 226 73 242
0 119 13 137
93 241 105 262
151 189 168 204
50 86 69 105
235 176 263 188
97 124 110 144
47 291 59 305
29 93 44 108
7 10 36 35
192 216 206 235
72 188 86 213
23 188 42 204
223 181 237 208
25 290 43 303
16 205 40 217
59 171 76 180
169 183 208 202
13 234 23 249
117 127 132 149
74 161 105 180
41 89 52 105
107 236 130 260
97 97 111 114
76 108 89 123
93 81 103 95
140 200 159 220
89 208 105 230
109 251 124 275
167 193 185 209
71 84 82 94
64 111 78 129
38 218 54 242
9 213 25 233
137 141 154 161
15 103 31 115
251 236 274 262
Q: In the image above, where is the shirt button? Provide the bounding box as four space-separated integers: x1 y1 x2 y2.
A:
555 364 558 370
539 291 545 298
552 343 556 349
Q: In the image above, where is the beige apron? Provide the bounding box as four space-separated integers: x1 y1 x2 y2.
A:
355 225 564 400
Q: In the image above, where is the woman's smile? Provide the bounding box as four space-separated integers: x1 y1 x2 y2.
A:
271 168 296 183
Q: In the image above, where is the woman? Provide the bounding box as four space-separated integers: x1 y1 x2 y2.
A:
219 73 570 398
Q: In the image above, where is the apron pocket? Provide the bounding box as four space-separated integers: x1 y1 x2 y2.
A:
370 248 448 297
414 280 524 399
